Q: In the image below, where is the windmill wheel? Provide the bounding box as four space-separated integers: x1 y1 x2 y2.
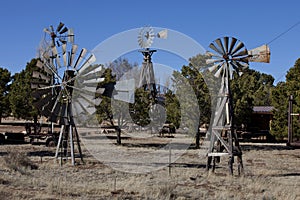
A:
43 22 74 47
31 42 106 125
138 26 155 48
206 37 249 79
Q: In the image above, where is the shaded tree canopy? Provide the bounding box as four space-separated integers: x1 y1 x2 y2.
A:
231 68 274 127
0 67 11 121
9 59 38 120
271 58 300 139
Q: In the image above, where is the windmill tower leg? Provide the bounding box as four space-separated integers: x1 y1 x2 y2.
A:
69 125 75 166
55 118 83 166
139 49 157 102
74 126 84 163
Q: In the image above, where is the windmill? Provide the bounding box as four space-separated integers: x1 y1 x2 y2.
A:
205 36 270 175
43 22 74 47
138 26 168 102
32 22 106 165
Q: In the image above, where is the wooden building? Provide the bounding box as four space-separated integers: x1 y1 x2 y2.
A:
250 106 274 132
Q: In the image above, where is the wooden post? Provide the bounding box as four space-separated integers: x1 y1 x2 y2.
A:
288 95 293 145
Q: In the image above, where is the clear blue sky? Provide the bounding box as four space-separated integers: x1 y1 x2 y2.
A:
0 0 300 84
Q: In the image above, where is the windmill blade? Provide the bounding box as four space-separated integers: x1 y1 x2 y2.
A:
215 38 226 54
228 37 237 54
59 27 68 34
208 62 222 72
81 75 105 84
78 54 97 74
69 44 78 67
114 79 135 103
228 65 234 79
68 29 74 43
231 41 245 55
206 58 223 65
74 97 96 115
74 48 88 69
56 22 65 33
43 28 51 34
232 49 248 57
31 82 50 89
51 45 58 55
72 101 88 122
51 46 61 68
214 63 224 78
59 38 67 45
205 51 223 60
232 60 249 70
230 60 239 71
32 71 51 83
209 43 224 55
36 60 52 75
224 37 229 53
78 92 102 107
80 78 105 88
235 57 249 64
62 43 67 66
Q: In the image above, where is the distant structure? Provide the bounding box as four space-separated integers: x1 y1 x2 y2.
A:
137 26 167 102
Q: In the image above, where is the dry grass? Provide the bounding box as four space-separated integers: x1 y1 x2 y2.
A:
3 148 38 174
0 143 299 199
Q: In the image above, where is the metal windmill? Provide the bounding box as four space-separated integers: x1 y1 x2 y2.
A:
205 36 270 175
137 26 168 102
32 22 106 165
43 22 74 47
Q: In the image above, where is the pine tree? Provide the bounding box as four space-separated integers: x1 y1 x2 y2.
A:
0 67 11 122
9 59 38 120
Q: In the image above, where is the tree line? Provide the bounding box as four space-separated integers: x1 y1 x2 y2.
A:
1 55 300 140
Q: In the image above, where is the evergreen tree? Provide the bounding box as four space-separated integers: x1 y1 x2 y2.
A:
9 59 38 120
271 58 300 140
271 81 288 139
0 67 11 122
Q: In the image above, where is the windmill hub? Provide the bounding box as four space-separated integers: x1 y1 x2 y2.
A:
223 53 232 61
51 32 56 39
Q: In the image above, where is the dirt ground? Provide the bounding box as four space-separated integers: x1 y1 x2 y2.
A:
0 131 299 200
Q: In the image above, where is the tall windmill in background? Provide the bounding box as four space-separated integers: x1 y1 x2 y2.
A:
206 36 270 175
137 26 168 102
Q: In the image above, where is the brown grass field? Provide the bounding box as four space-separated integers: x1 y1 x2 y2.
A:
0 133 299 199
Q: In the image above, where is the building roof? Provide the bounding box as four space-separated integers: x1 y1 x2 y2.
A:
253 106 274 114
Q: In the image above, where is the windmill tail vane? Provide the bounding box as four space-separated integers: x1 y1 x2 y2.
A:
248 44 270 63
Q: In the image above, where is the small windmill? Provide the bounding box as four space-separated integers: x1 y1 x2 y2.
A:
205 36 270 175
137 26 168 101
32 22 107 165
43 22 74 47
